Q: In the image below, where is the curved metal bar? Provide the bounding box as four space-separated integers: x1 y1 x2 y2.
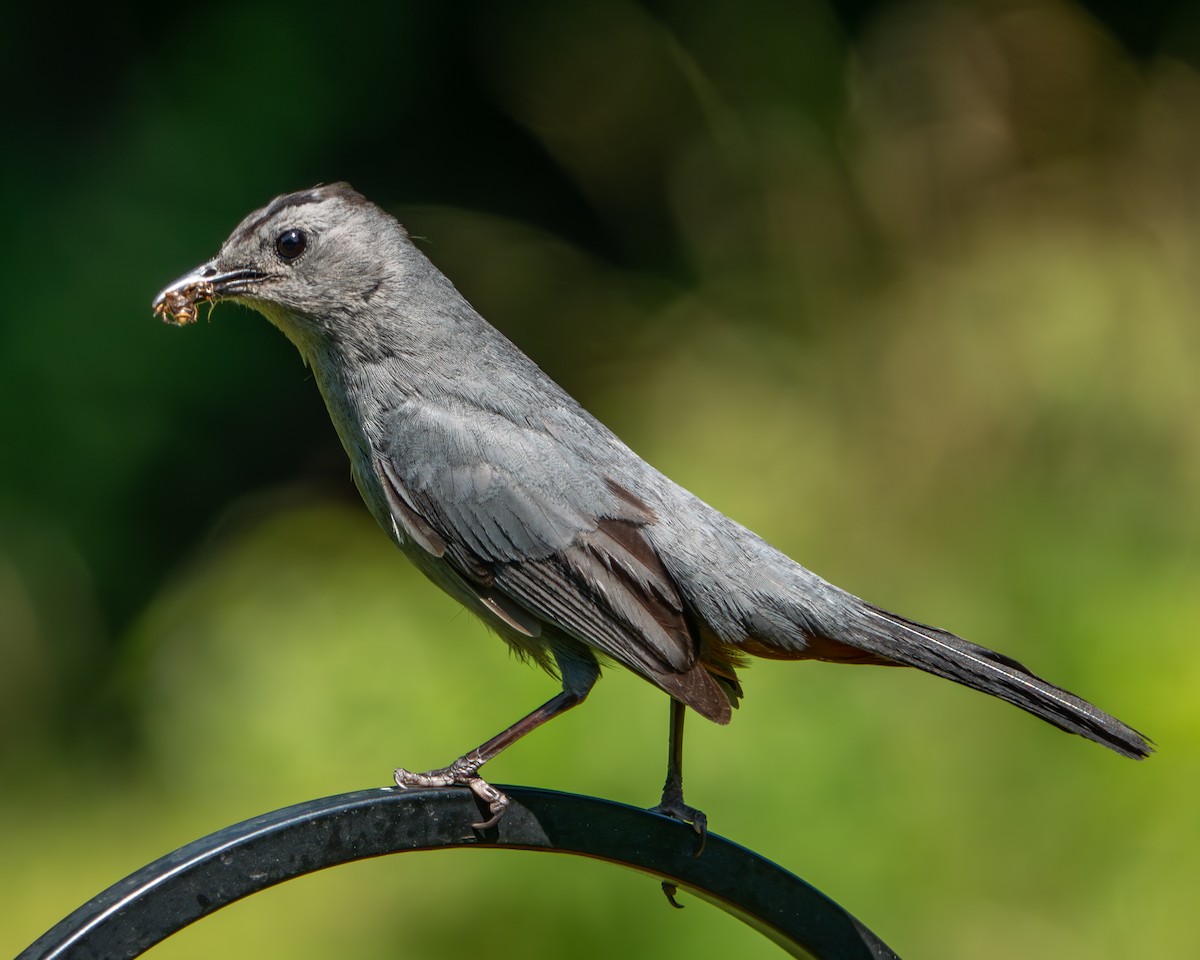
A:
17 786 899 960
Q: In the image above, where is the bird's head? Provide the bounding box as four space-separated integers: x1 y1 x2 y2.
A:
152 183 402 354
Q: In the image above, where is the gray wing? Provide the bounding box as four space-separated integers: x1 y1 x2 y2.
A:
372 399 728 717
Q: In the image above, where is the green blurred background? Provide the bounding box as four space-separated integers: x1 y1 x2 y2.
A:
2 0 1197 956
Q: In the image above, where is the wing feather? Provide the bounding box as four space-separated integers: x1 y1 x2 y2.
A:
372 400 731 719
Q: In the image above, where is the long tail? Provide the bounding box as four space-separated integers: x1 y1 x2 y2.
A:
842 601 1153 758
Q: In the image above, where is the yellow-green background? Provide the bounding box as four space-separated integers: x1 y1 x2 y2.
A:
2 1 1195 957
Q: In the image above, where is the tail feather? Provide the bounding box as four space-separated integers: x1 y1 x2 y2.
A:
849 602 1153 759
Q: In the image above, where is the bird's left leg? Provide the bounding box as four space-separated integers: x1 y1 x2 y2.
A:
394 688 584 829
651 697 707 855
395 645 599 829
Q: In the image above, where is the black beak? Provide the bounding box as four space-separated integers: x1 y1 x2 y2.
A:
152 262 267 325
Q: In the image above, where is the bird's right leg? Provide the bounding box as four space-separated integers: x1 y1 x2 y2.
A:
651 697 708 853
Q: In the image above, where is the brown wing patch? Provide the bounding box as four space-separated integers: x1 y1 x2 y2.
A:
649 661 734 725
577 516 739 722
738 633 898 666
582 517 694 661
603 476 657 521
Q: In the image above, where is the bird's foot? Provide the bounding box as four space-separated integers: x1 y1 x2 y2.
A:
651 782 708 857
653 785 707 906
393 756 510 829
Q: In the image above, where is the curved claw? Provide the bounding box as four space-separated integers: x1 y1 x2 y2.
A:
463 776 510 830
470 804 508 831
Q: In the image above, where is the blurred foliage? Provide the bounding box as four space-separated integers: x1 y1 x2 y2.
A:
2 0 1198 958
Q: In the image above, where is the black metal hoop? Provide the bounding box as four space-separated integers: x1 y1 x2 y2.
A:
17 786 899 960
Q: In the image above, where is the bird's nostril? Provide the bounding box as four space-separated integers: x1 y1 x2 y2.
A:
201 265 217 278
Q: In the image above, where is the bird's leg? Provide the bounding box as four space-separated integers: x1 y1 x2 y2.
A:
651 698 707 856
394 688 583 829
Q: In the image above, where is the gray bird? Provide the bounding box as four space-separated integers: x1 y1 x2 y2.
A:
153 183 1151 832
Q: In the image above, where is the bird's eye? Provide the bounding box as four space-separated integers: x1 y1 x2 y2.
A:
275 228 307 261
